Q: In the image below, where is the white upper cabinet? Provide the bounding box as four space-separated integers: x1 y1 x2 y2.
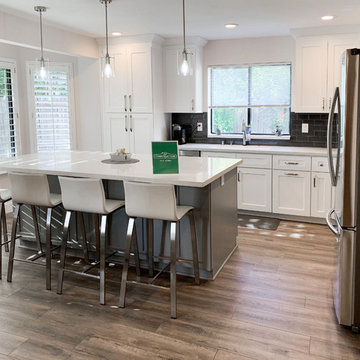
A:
294 35 360 113
164 38 206 113
104 44 153 113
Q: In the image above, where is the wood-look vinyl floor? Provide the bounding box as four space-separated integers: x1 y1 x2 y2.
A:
0 215 359 360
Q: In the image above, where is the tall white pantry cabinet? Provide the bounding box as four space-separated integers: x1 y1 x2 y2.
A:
100 35 168 153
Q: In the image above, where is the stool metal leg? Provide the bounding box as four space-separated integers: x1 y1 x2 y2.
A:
57 210 72 294
189 211 200 285
1 202 9 252
45 207 52 290
31 205 43 254
79 212 89 264
99 214 107 305
119 217 135 308
160 220 167 257
147 219 154 277
0 203 2 279
94 214 100 262
170 221 177 319
132 222 141 281
7 203 20 283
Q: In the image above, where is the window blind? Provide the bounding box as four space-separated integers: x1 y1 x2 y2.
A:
0 67 16 158
33 70 71 152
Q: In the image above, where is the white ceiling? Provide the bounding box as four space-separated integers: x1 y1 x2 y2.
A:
1 0 360 40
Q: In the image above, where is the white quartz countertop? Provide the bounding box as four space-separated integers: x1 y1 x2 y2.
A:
0 151 242 188
179 143 328 156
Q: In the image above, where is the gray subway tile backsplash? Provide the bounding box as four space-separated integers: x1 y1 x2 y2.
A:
171 112 330 147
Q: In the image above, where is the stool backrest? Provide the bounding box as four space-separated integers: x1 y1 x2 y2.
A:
59 176 107 214
8 172 53 207
123 181 177 221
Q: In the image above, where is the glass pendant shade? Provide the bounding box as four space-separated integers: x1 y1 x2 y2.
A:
177 49 192 76
103 54 114 78
38 58 48 80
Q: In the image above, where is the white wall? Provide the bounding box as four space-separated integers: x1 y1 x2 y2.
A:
0 42 102 153
0 9 98 58
203 36 296 110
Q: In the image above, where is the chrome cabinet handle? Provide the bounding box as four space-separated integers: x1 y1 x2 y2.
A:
129 94 132 112
125 115 128 132
130 114 133 132
313 176 316 187
124 95 127 112
285 161 299 165
237 171 241 182
329 97 331 111
285 173 299 176
322 97 325 111
191 99 194 111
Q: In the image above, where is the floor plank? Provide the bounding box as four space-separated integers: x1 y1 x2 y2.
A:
0 211 359 359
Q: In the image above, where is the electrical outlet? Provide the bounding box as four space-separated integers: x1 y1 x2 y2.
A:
302 123 309 133
197 122 203 132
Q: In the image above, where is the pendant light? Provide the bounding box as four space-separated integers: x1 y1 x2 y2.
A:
100 0 114 78
34 6 48 80
179 0 191 76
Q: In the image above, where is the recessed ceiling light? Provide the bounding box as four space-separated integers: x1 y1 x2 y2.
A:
225 24 238 29
112 32 122 36
321 15 334 21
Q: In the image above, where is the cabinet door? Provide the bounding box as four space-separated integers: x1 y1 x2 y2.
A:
108 114 130 153
327 36 360 111
273 170 311 216
129 114 153 154
237 168 272 212
311 172 332 218
295 38 328 113
164 47 196 113
104 48 128 112
128 46 153 113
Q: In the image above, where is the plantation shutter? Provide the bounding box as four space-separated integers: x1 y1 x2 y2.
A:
0 65 17 158
32 68 72 152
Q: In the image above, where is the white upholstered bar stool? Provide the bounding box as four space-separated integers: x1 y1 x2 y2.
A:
119 181 200 319
0 189 11 279
7 173 62 290
57 177 139 305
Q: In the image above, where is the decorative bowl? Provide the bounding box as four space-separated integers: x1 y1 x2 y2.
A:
110 152 132 161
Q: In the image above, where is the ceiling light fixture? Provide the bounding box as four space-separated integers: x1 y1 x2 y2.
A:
100 0 114 78
225 23 238 29
112 32 122 36
321 15 334 21
179 0 191 76
34 6 47 80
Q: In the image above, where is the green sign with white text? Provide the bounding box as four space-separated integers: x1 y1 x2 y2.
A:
152 141 179 174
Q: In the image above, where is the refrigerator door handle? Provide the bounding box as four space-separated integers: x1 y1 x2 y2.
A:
327 87 341 186
326 208 342 240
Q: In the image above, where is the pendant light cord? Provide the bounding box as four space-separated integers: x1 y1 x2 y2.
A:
182 0 186 53
105 0 109 58
39 10 44 60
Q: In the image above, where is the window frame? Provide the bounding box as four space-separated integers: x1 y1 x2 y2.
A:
0 58 21 158
207 62 292 139
26 61 76 153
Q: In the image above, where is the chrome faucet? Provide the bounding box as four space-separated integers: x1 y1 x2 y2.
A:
242 131 247 146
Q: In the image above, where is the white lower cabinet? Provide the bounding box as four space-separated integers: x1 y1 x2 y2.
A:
108 113 153 153
311 172 332 217
273 170 311 216
237 168 272 212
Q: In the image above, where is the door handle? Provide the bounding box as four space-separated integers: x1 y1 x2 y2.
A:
313 176 316 187
125 115 128 132
326 208 341 239
322 97 325 111
124 95 127 112
129 115 133 132
129 94 132 112
237 171 241 182
285 173 299 176
285 162 299 165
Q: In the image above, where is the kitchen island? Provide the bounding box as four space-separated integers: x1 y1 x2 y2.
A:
0 151 242 279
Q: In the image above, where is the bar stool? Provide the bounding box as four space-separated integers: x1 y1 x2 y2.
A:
57 177 140 305
0 189 11 279
7 173 62 290
119 181 200 319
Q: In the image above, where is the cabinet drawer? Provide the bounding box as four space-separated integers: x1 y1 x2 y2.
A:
201 151 236 158
273 155 311 171
311 157 329 172
235 153 272 169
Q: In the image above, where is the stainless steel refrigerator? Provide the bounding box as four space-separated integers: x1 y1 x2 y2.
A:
326 48 360 331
